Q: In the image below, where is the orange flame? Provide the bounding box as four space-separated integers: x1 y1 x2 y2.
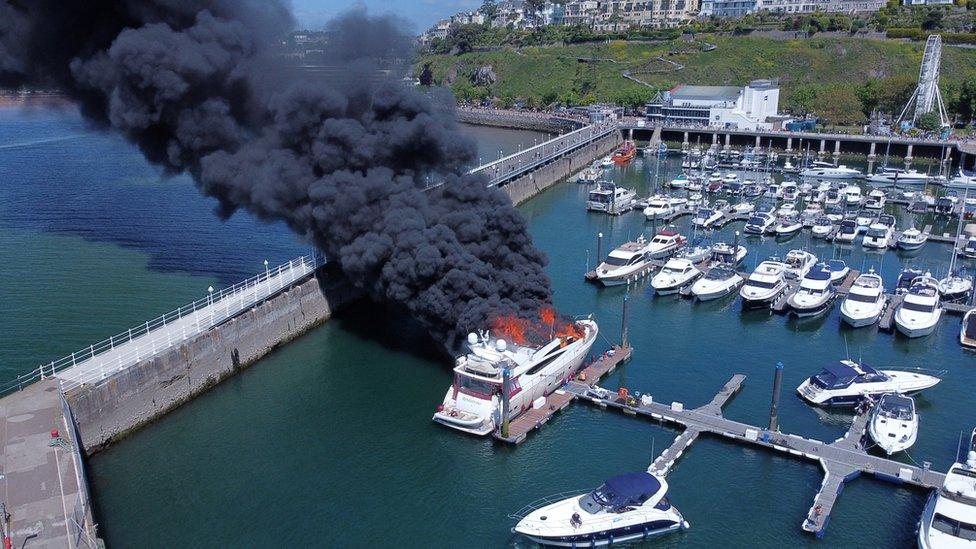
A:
490 307 584 347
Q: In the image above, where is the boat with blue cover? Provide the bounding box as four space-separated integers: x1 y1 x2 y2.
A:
796 360 941 407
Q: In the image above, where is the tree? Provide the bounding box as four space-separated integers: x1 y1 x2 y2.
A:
479 0 498 20
786 85 818 117
813 85 865 126
916 111 943 131
957 78 976 123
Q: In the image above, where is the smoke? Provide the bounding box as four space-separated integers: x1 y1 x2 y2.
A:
0 1 553 349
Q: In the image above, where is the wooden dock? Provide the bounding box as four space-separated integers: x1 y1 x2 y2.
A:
878 294 905 332
566 374 946 539
493 346 633 445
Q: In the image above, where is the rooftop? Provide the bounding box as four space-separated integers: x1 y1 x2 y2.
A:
670 85 741 102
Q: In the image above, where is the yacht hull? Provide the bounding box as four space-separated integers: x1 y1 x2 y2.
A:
840 310 882 328
516 521 684 547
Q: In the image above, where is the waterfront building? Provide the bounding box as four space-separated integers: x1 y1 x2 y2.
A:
903 0 952 5
564 0 602 26
645 80 781 130
699 0 760 17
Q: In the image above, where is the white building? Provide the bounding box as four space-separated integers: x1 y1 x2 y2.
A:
645 80 781 130
903 0 952 4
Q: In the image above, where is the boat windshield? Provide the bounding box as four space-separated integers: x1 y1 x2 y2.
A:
746 279 778 290
846 292 879 303
811 363 888 390
878 395 913 419
455 374 498 399
866 228 887 238
589 192 611 204
747 216 767 226
705 267 735 280
603 255 631 267
932 513 976 541
902 301 936 313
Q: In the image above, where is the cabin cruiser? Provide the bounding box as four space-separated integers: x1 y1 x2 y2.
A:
781 181 799 202
840 270 887 328
710 242 747 266
595 235 655 286
723 172 739 184
784 249 818 280
824 189 843 207
826 259 850 284
740 260 789 309
868 394 918 455
686 193 704 209
866 167 928 186
776 202 798 217
578 164 602 183
864 188 886 210
744 212 776 235
895 275 943 338
512 472 688 546
940 271 973 303
862 222 894 249
600 156 614 168
896 267 926 295
669 173 690 189
587 184 636 215
676 241 711 264
961 309 976 349
834 220 861 244
811 217 834 238
855 211 879 231
643 196 680 220
687 178 703 192
843 185 863 207
732 201 755 215
652 258 703 295
897 227 928 251
434 321 599 436
917 443 976 548
645 226 687 259
787 265 836 317
692 207 723 229
775 215 803 237
800 161 862 179
691 265 743 301
960 236 976 260
797 360 941 407
824 204 845 223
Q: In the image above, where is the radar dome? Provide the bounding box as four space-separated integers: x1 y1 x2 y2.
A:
467 332 478 345
496 339 507 352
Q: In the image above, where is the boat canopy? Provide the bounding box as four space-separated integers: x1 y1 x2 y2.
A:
588 473 662 509
806 267 832 281
878 394 913 419
812 361 886 390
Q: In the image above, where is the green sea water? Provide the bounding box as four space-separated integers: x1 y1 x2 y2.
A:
2 107 973 548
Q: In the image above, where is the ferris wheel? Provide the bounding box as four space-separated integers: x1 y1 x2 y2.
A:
896 34 950 128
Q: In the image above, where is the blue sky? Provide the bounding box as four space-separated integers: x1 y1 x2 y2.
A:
291 0 481 32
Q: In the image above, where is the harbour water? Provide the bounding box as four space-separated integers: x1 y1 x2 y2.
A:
1 106 973 547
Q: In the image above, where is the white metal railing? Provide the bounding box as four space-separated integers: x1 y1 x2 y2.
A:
0 254 324 395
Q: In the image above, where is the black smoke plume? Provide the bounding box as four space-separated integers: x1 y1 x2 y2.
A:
0 2 553 349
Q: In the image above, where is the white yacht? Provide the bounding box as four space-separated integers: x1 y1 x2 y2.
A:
868 393 918 455
733 201 755 215
898 227 928 251
840 270 887 328
709 242 747 266
691 265 743 301
917 447 976 548
843 185 863 207
643 197 677 220
834 220 861 244
866 167 929 186
961 309 976 349
787 265 836 317
941 272 973 304
587 184 636 215
826 259 850 284
797 360 942 407
740 260 789 309
862 222 894 249
595 236 655 286
692 207 723 229
800 161 862 179
669 173 690 189
895 275 943 338
434 320 599 436
776 202 798 217
775 215 803 237
811 217 834 238
744 212 776 235
652 258 702 295
962 236 976 260
645 226 687 259
784 249 818 280
600 156 614 168
513 472 687 547
864 188 886 210
676 241 711 264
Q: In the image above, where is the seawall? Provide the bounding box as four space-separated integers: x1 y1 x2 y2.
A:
501 131 622 205
64 271 359 455
457 108 583 134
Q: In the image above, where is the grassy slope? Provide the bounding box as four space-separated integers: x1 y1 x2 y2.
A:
420 36 976 107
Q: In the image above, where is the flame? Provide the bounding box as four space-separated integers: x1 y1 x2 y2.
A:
490 307 584 347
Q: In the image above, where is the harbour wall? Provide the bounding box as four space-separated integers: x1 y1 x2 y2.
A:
502 131 622 205
64 271 360 455
457 107 584 134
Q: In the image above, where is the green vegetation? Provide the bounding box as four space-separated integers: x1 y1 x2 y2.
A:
418 35 976 125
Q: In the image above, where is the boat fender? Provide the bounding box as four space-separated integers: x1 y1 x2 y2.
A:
578 372 587 382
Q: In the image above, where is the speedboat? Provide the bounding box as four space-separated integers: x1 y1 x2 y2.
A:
843 185 863 207
512 472 688 547
600 156 614 168
894 275 943 338
811 217 833 239
781 182 799 202
732 201 755 215
587 183 636 215
824 189 843 207
709 242 747 266
796 360 941 407
961 308 976 349
826 259 850 284
644 197 677 220
676 241 711 264
824 204 845 223
960 236 976 260
917 447 976 548
864 189 886 210
897 227 928 251
739 260 789 309
645 226 687 259
652 258 702 295
776 202 798 217
866 167 928 186
787 265 836 318
686 192 704 209
775 216 803 237
800 161 862 179
595 235 655 286
434 320 599 435
578 165 602 183
833 220 860 244
669 173 690 189
723 172 739 184
895 267 926 295
783 249 818 280
691 265 743 301
940 271 972 303
862 222 894 249
840 269 887 328
868 393 918 455
855 211 878 231
692 207 722 229
744 212 776 235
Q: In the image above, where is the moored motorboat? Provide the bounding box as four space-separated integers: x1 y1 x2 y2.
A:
587 183 636 215
862 222 894 249
775 215 803 237
784 249 818 280
811 217 834 239
787 265 836 317
595 235 655 286
868 393 918 455
917 447 976 548
826 259 850 284
744 212 776 235
796 360 941 407
833 220 861 244
739 260 789 309
894 275 943 338
691 265 743 301
652 258 702 295
897 227 928 251
645 226 687 259
961 309 976 349
840 269 887 328
512 472 688 547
